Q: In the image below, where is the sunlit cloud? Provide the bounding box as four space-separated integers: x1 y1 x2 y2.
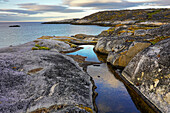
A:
63 0 170 9
17 3 84 13
0 13 65 22
0 9 40 14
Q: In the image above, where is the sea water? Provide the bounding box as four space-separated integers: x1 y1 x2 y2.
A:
0 22 109 48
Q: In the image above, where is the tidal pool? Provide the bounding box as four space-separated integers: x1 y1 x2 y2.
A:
67 45 154 113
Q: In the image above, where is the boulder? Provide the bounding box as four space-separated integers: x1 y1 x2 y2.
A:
95 37 126 54
0 42 94 113
74 34 96 39
107 41 151 67
146 24 170 37
122 38 170 113
95 36 144 54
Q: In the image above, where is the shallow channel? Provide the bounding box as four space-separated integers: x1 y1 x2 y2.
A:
67 45 154 113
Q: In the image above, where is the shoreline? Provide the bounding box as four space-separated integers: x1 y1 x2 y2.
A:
0 8 169 112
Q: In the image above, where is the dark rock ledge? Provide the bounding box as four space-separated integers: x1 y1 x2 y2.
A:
0 40 95 113
94 24 170 112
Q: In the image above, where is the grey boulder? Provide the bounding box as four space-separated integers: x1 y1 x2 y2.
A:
122 38 170 113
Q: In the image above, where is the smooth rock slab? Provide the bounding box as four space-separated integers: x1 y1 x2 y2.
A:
0 47 94 113
122 38 170 113
107 41 151 67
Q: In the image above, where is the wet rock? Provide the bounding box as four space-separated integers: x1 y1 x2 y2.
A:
122 38 170 113
107 41 151 67
0 42 94 113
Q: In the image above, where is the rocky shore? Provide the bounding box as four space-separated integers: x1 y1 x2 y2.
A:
0 39 96 113
94 24 170 112
1 8 170 113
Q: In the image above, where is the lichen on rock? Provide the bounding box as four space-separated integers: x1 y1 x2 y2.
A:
122 38 170 113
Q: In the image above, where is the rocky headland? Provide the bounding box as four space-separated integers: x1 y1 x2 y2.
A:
43 8 169 27
42 18 80 24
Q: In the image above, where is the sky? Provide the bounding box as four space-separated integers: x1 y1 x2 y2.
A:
0 0 169 22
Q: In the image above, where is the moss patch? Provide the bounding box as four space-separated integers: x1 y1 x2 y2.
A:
70 44 77 48
32 44 50 50
76 105 93 113
147 10 162 19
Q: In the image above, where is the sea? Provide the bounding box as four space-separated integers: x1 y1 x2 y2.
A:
0 22 109 48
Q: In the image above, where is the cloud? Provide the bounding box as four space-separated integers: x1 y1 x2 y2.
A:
0 3 84 16
17 3 84 13
79 1 146 9
63 0 169 9
0 0 8 2
0 13 65 21
155 0 170 6
0 9 40 14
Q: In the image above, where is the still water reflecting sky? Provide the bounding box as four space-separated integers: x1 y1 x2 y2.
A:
67 45 140 113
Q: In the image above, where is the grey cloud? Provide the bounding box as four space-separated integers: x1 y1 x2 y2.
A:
63 0 169 9
0 13 65 21
0 3 84 16
0 0 8 2
80 1 148 9
17 3 84 13
0 9 41 14
155 0 170 6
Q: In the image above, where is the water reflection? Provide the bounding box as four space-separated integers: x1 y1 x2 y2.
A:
67 45 155 113
67 45 100 62
88 64 123 89
107 64 156 113
88 64 140 113
68 45 140 113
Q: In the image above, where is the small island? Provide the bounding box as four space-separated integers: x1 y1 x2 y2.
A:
9 25 20 27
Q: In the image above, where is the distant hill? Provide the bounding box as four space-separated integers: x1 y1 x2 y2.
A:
80 8 170 22
42 8 170 26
